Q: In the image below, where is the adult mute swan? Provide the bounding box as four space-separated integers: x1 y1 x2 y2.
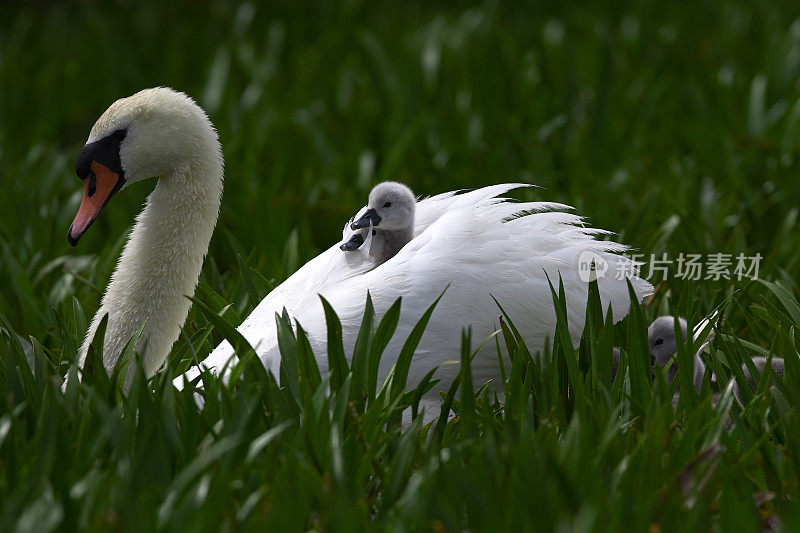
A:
68 87 652 403
340 181 416 264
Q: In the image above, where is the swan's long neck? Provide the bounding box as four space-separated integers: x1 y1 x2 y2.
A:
81 144 223 378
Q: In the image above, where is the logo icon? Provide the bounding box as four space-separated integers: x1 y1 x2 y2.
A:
577 251 609 283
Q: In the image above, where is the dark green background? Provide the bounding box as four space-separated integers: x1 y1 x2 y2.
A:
2 1 800 530
3 1 800 334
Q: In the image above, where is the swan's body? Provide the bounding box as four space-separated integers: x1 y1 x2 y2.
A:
69 88 223 380
341 181 416 264
178 183 653 402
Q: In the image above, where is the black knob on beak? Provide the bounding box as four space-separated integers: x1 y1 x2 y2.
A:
350 208 381 230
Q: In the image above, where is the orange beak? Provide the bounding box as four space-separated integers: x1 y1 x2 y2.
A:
68 161 124 246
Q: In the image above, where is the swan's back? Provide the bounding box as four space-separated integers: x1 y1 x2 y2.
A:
177 184 652 399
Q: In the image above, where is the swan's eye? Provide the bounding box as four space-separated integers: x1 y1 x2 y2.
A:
112 129 127 141
653 338 664 346
383 202 392 208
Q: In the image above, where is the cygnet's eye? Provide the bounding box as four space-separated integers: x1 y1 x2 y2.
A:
383 202 392 208
653 338 664 346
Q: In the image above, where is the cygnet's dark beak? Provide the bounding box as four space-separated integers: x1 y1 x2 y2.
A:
340 233 365 251
350 208 381 230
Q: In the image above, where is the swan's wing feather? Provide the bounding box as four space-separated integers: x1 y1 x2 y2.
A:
414 183 541 235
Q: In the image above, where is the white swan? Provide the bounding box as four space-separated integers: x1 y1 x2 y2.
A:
68 87 653 405
340 181 416 264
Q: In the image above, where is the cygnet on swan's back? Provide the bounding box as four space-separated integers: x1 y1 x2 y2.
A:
340 181 416 264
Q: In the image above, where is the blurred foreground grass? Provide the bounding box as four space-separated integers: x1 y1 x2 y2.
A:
2 0 800 530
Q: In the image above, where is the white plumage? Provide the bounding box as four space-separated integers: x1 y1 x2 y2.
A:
177 183 652 402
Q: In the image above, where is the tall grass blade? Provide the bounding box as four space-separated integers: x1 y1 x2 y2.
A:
320 296 348 392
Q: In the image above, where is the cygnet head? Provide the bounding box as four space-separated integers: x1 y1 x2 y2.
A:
350 181 415 232
648 316 706 392
68 87 221 245
648 316 688 367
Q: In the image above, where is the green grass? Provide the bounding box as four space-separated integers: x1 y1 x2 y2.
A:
3 0 800 530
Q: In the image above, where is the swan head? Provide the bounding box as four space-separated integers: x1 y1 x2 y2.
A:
350 181 415 232
648 315 687 368
68 87 219 245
